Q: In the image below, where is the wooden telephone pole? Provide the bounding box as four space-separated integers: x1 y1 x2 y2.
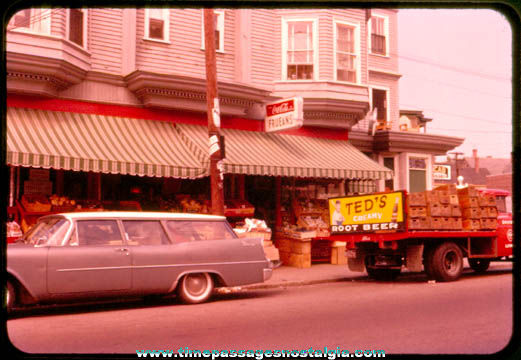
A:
204 9 225 215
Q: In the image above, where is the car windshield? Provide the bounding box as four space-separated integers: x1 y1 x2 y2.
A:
495 196 507 213
23 218 70 246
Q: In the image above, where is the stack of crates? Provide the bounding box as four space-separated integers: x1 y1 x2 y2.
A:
407 185 463 230
457 186 498 230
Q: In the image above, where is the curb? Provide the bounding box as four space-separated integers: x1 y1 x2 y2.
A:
217 277 348 293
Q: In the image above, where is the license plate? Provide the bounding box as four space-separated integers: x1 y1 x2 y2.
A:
346 249 357 259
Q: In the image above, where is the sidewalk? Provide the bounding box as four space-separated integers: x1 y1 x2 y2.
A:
242 263 354 290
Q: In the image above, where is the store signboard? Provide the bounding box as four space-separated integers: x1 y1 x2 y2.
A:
433 164 451 180
265 97 303 132
328 191 406 234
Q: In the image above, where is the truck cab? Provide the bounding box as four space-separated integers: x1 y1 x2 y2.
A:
478 188 512 258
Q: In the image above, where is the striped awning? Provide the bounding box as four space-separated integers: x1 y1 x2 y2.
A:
6 107 207 178
176 123 393 180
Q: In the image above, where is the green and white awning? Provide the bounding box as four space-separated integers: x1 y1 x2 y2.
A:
6 107 207 178
176 123 393 180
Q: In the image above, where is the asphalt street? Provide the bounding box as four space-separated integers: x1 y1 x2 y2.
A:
6 265 514 356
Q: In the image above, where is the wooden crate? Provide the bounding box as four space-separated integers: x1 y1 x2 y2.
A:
279 250 291 265
459 197 479 209
449 195 459 205
408 206 427 218
430 217 443 230
463 219 481 230
481 206 498 218
289 253 311 268
478 194 496 206
451 204 462 217
440 204 451 217
276 238 292 253
451 217 463 230
435 184 458 194
408 192 427 206
441 217 452 230
427 203 442 216
462 207 481 219
480 218 498 230
424 191 439 204
457 186 478 197
408 217 430 230
436 191 450 204
290 239 312 254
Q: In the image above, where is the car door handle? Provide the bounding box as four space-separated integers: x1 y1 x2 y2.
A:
116 248 130 255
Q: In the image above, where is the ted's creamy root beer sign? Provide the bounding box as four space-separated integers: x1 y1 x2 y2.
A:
328 191 406 234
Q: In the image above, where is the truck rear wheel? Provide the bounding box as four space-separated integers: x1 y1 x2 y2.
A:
468 258 490 272
428 242 463 282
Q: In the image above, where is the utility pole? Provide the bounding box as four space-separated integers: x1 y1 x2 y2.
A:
204 9 225 215
449 151 464 178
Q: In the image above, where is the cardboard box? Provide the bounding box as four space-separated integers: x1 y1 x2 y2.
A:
279 250 291 265
331 246 347 265
290 239 312 254
289 253 311 268
276 238 292 253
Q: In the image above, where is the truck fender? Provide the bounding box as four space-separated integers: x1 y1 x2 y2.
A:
405 245 424 272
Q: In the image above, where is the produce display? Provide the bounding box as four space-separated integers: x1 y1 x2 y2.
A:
21 194 51 213
49 194 77 211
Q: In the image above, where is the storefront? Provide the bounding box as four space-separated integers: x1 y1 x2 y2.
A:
6 97 393 267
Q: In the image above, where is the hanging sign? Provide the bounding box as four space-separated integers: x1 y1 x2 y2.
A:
212 98 221 128
433 164 451 180
209 135 220 156
265 97 303 132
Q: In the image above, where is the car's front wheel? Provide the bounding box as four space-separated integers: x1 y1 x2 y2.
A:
177 273 214 304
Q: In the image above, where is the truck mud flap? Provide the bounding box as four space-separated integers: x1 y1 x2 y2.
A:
405 245 424 272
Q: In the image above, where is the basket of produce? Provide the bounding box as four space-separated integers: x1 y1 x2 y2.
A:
21 194 51 212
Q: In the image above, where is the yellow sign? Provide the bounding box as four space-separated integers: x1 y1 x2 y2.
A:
329 191 406 234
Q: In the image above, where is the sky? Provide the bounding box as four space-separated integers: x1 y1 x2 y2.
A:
397 9 513 159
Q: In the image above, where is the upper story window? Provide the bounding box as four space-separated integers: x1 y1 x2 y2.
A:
282 19 317 81
8 8 51 34
335 21 360 83
144 8 170 42
201 10 225 52
369 15 388 56
68 9 87 48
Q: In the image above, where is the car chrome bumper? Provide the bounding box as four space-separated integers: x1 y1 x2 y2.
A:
263 268 273 281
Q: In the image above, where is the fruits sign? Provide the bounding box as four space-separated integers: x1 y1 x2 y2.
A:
265 97 303 132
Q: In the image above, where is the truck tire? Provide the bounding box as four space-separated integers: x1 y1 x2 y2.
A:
177 273 214 304
468 258 491 273
366 267 401 281
429 242 464 282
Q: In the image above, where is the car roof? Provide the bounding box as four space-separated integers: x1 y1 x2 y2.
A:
45 211 226 221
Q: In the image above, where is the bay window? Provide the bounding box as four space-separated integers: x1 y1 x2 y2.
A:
8 8 51 34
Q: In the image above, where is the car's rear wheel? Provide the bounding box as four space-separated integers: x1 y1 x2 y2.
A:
6 281 15 312
177 273 214 304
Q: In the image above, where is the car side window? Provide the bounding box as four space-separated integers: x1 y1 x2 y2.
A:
165 221 199 243
122 220 170 246
166 220 236 242
77 220 123 246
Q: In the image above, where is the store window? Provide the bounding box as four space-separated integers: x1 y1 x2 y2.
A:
68 8 87 48
144 8 169 41
8 8 51 34
201 10 225 52
372 88 388 127
383 157 395 191
335 21 359 83
409 157 427 193
283 19 316 80
369 15 388 56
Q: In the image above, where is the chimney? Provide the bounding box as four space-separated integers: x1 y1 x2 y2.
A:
472 148 479 173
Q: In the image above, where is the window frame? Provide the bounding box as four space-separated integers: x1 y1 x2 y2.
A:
66 8 88 49
407 153 433 192
281 17 319 81
144 8 170 43
368 14 389 57
9 8 51 35
333 19 361 84
201 9 225 53
370 85 391 127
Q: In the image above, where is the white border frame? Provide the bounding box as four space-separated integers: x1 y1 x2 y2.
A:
333 19 361 85
281 16 319 81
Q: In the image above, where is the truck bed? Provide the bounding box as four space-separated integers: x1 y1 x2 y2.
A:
336 230 498 243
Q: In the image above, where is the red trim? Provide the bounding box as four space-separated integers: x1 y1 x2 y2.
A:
7 94 349 140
